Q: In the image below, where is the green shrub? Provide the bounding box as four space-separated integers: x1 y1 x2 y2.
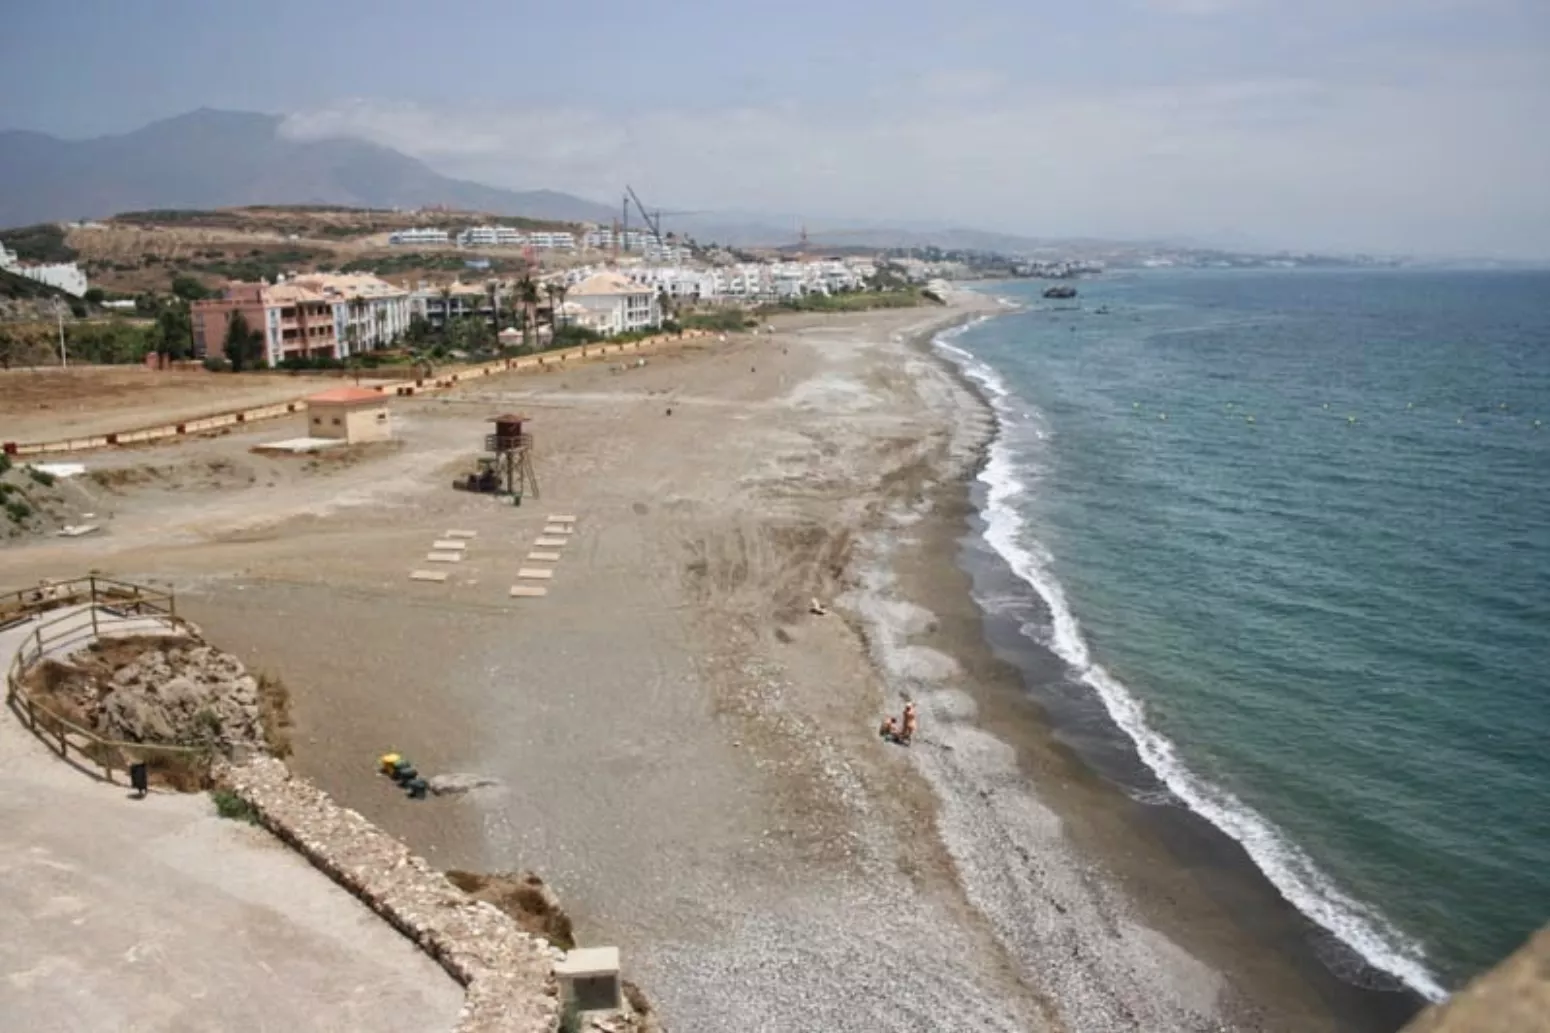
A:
202 355 231 373
211 788 259 823
5 499 33 523
26 467 55 487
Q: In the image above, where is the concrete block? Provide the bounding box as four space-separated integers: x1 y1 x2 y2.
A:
431 540 467 551
527 551 562 562
409 570 449 583
426 551 463 563
444 529 478 539
534 537 567 548
542 525 574 535
516 568 554 580
556 946 622 1013
547 514 577 524
509 585 549 598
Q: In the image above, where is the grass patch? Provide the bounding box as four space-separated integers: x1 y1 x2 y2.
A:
444 870 575 950
211 788 259 823
256 672 294 758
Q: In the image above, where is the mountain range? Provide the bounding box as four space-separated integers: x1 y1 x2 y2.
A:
0 109 617 228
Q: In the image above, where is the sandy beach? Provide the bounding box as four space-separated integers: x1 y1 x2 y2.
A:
0 297 1415 1031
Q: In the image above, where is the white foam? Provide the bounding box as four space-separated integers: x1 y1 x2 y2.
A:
932 324 1449 1003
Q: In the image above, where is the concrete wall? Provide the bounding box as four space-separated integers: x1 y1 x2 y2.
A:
4 330 710 456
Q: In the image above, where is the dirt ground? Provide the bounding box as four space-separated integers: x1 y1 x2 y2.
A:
0 365 354 443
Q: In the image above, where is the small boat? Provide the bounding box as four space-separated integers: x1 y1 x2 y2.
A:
1043 285 1077 299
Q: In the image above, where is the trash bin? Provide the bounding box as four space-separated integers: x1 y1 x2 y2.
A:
129 762 149 797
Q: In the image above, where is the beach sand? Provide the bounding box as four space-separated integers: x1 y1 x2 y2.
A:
0 299 1415 1031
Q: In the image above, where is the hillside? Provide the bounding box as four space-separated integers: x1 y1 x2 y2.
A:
0 109 616 228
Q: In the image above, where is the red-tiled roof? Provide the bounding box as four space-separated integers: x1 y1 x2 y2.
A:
306 386 384 404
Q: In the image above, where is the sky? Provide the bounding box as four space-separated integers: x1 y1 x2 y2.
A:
3 0 1548 258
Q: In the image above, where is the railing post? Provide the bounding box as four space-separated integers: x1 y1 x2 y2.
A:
57 725 67 757
90 602 99 638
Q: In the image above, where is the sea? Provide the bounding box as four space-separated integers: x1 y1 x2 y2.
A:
933 269 1550 1001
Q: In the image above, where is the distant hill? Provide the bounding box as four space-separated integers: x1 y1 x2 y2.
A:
0 109 617 229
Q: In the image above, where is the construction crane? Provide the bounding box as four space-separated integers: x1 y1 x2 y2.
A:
625 185 667 254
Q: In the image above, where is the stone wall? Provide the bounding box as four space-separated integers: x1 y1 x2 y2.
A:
215 755 564 1033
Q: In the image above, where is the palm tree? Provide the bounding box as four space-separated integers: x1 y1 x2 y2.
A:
486 281 501 332
516 274 541 351
438 286 453 331
544 283 564 329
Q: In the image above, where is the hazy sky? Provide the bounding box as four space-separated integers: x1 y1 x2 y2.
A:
3 0 1548 257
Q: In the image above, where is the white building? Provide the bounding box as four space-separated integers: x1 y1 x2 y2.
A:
292 273 413 355
0 242 90 297
526 231 576 251
568 272 661 335
388 227 451 246
457 225 525 247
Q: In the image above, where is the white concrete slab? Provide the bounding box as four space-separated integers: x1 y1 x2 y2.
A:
431 540 467 552
509 586 549 598
253 437 347 454
444 530 478 539
527 551 562 562
426 552 462 563
409 570 449 582
546 514 577 524
542 525 574 535
534 537 568 548
516 568 554 580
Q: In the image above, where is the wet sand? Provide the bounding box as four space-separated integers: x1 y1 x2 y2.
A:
0 298 1419 1031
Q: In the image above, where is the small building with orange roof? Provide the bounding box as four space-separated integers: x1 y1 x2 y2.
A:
305 386 391 444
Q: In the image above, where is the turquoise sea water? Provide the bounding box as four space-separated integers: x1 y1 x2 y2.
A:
937 270 1550 998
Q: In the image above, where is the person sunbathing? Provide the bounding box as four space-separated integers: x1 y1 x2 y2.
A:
900 702 918 745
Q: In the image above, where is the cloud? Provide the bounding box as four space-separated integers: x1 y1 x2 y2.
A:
281 54 1550 258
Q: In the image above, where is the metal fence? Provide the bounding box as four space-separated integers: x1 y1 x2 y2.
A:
3 576 210 782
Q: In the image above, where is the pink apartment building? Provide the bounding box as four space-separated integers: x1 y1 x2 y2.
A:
192 282 339 366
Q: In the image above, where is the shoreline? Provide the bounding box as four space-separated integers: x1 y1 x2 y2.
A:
0 297 1431 1030
901 294 1424 1029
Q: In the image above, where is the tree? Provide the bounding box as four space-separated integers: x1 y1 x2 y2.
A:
83 287 105 305
405 312 432 347
171 275 211 301
153 300 192 362
516 274 540 350
224 310 264 372
544 282 568 328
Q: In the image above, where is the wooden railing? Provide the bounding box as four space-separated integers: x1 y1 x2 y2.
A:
3 576 210 782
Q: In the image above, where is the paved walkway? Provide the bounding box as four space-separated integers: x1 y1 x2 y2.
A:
0 609 463 1032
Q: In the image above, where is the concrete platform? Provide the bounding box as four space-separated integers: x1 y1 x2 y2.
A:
0 612 463 1033
431 540 468 551
527 551 562 562
409 570 449 582
509 585 549 598
253 436 348 454
542 525 574 536
534 537 568 548
516 568 555 580
547 515 577 524
426 551 462 563
444 530 478 539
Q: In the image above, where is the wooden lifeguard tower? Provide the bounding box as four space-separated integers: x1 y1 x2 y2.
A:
486 413 539 501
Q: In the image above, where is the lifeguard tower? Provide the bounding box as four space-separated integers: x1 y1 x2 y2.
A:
486 413 539 501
